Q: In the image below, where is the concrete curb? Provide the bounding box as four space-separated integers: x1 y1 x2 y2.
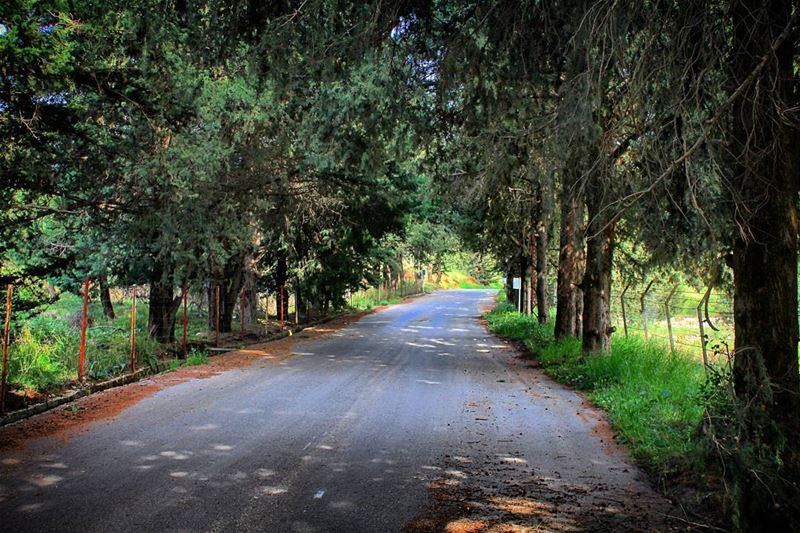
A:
0 293 421 427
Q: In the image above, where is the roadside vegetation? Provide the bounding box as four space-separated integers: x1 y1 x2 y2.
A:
485 299 706 473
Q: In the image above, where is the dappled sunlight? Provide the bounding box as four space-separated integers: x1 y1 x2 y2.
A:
329 499 355 510
256 485 288 496
499 456 527 465
444 518 487 533
159 450 192 460
429 339 456 346
17 502 45 513
188 423 218 431
487 495 555 516
27 474 63 488
255 468 276 479
40 462 67 469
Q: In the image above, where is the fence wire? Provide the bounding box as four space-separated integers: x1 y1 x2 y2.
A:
611 282 734 364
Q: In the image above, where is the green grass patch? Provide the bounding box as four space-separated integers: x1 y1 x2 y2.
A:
6 294 192 392
485 297 706 474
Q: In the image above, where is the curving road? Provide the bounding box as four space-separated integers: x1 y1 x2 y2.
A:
0 290 676 532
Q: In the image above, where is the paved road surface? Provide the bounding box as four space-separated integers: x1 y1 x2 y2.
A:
0 290 675 532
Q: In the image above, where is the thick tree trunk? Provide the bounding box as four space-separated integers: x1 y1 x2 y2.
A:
505 270 515 303
242 252 259 326
207 256 245 334
527 237 536 315
99 274 115 320
582 185 616 353
729 1 800 528
555 188 585 339
535 177 555 324
148 264 181 343
276 254 289 320
535 232 549 324
519 254 528 313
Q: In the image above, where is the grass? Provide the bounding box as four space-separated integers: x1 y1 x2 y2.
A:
485 297 706 474
9 297 162 390
6 293 206 393
165 350 209 372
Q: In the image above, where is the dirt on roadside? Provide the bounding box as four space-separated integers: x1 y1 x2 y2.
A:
0 311 373 453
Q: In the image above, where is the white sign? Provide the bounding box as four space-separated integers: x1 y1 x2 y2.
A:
512 277 521 290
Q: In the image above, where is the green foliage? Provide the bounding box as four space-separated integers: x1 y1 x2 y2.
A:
8 295 158 390
485 301 553 352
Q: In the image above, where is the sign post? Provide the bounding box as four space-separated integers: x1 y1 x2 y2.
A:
512 277 522 312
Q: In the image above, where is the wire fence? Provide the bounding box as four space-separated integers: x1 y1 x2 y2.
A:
0 279 425 414
610 281 734 365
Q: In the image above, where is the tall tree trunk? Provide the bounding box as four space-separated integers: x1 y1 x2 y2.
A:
276 254 289 320
535 225 549 324
505 269 515 303
555 187 585 338
148 263 181 343
528 236 536 315
582 183 616 353
519 254 528 313
207 256 245 334
729 1 800 528
242 252 259 326
99 274 115 319
535 180 554 324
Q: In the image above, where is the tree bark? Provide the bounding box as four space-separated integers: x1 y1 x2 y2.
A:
242 251 259 326
148 263 181 343
99 274 115 320
729 1 800 528
534 175 555 324
527 236 536 315
582 183 616 353
276 254 289 320
207 256 245 334
555 187 585 338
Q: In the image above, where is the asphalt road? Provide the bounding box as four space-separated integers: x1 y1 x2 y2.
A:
0 290 675 532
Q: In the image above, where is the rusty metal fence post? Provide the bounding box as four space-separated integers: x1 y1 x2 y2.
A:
1 284 13 414
182 285 188 357
78 278 89 381
215 285 221 347
130 289 137 372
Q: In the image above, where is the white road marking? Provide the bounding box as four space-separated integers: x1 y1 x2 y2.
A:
313 490 325 499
